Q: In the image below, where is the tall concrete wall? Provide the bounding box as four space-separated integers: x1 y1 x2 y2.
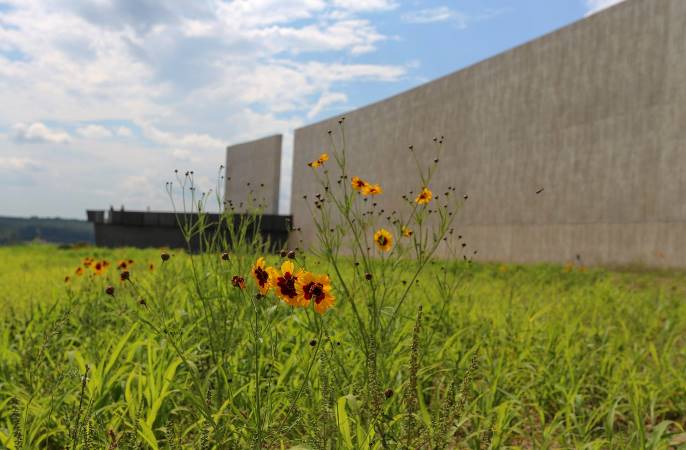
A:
225 134 282 214
290 0 686 267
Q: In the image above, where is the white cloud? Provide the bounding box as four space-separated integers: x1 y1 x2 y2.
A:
307 92 347 119
402 6 464 25
0 0 410 216
585 0 626 16
0 156 40 170
171 148 192 161
215 0 327 27
115 126 133 137
401 6 508 29
224 109 304 144
76 124 113 139
0 155 42 188
141 123 224 150
11 122 71 144
309 61 407 82
332 0 397 13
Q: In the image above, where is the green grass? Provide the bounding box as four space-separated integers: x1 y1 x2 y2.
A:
1 243 685 448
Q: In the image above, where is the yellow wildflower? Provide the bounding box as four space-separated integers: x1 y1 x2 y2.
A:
415 187 432 205
374 228 393 252
296 272 335 314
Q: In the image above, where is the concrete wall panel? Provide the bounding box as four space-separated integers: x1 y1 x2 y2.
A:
290 0 686 267
225 135 282 214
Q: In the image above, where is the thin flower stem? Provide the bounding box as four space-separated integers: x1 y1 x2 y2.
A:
252 294 263 449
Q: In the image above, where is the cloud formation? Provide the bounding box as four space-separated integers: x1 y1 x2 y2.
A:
76 125 113 139
401 6 508 29
402 6 466 25
11 122 71 144
0 0 409 216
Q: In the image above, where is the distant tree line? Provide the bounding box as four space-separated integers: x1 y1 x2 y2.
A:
0 216 94 245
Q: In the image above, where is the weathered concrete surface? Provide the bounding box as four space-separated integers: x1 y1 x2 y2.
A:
291 0 686 267
225 135 282 214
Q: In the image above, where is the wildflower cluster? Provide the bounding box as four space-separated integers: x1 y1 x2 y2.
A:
245 256 335 314
292 122 474 446
61 126 470 449
65 254 161 297
72 257 110 277
350 176 383 196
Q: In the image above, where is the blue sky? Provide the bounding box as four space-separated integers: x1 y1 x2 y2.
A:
0 0 625 218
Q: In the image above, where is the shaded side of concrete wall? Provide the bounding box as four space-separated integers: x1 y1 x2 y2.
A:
225 134 282 214
89 211 292 250
291 0 686 267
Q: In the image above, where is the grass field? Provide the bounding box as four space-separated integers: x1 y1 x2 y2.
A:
1 243 685 449
2 145 686 449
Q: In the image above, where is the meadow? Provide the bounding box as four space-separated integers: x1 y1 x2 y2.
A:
1 244 685 449
1 135 686 449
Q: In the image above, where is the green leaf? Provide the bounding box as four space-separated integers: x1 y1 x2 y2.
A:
138 418 160 450
335 396 354 449
105 323 139 376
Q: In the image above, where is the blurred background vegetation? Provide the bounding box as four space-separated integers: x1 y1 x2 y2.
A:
0 216 93 245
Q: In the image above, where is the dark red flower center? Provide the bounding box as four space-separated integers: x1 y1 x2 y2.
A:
232 275 245 289
277 272 297 298
304 282 325 304
377 235 388 246
255 266 269 287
